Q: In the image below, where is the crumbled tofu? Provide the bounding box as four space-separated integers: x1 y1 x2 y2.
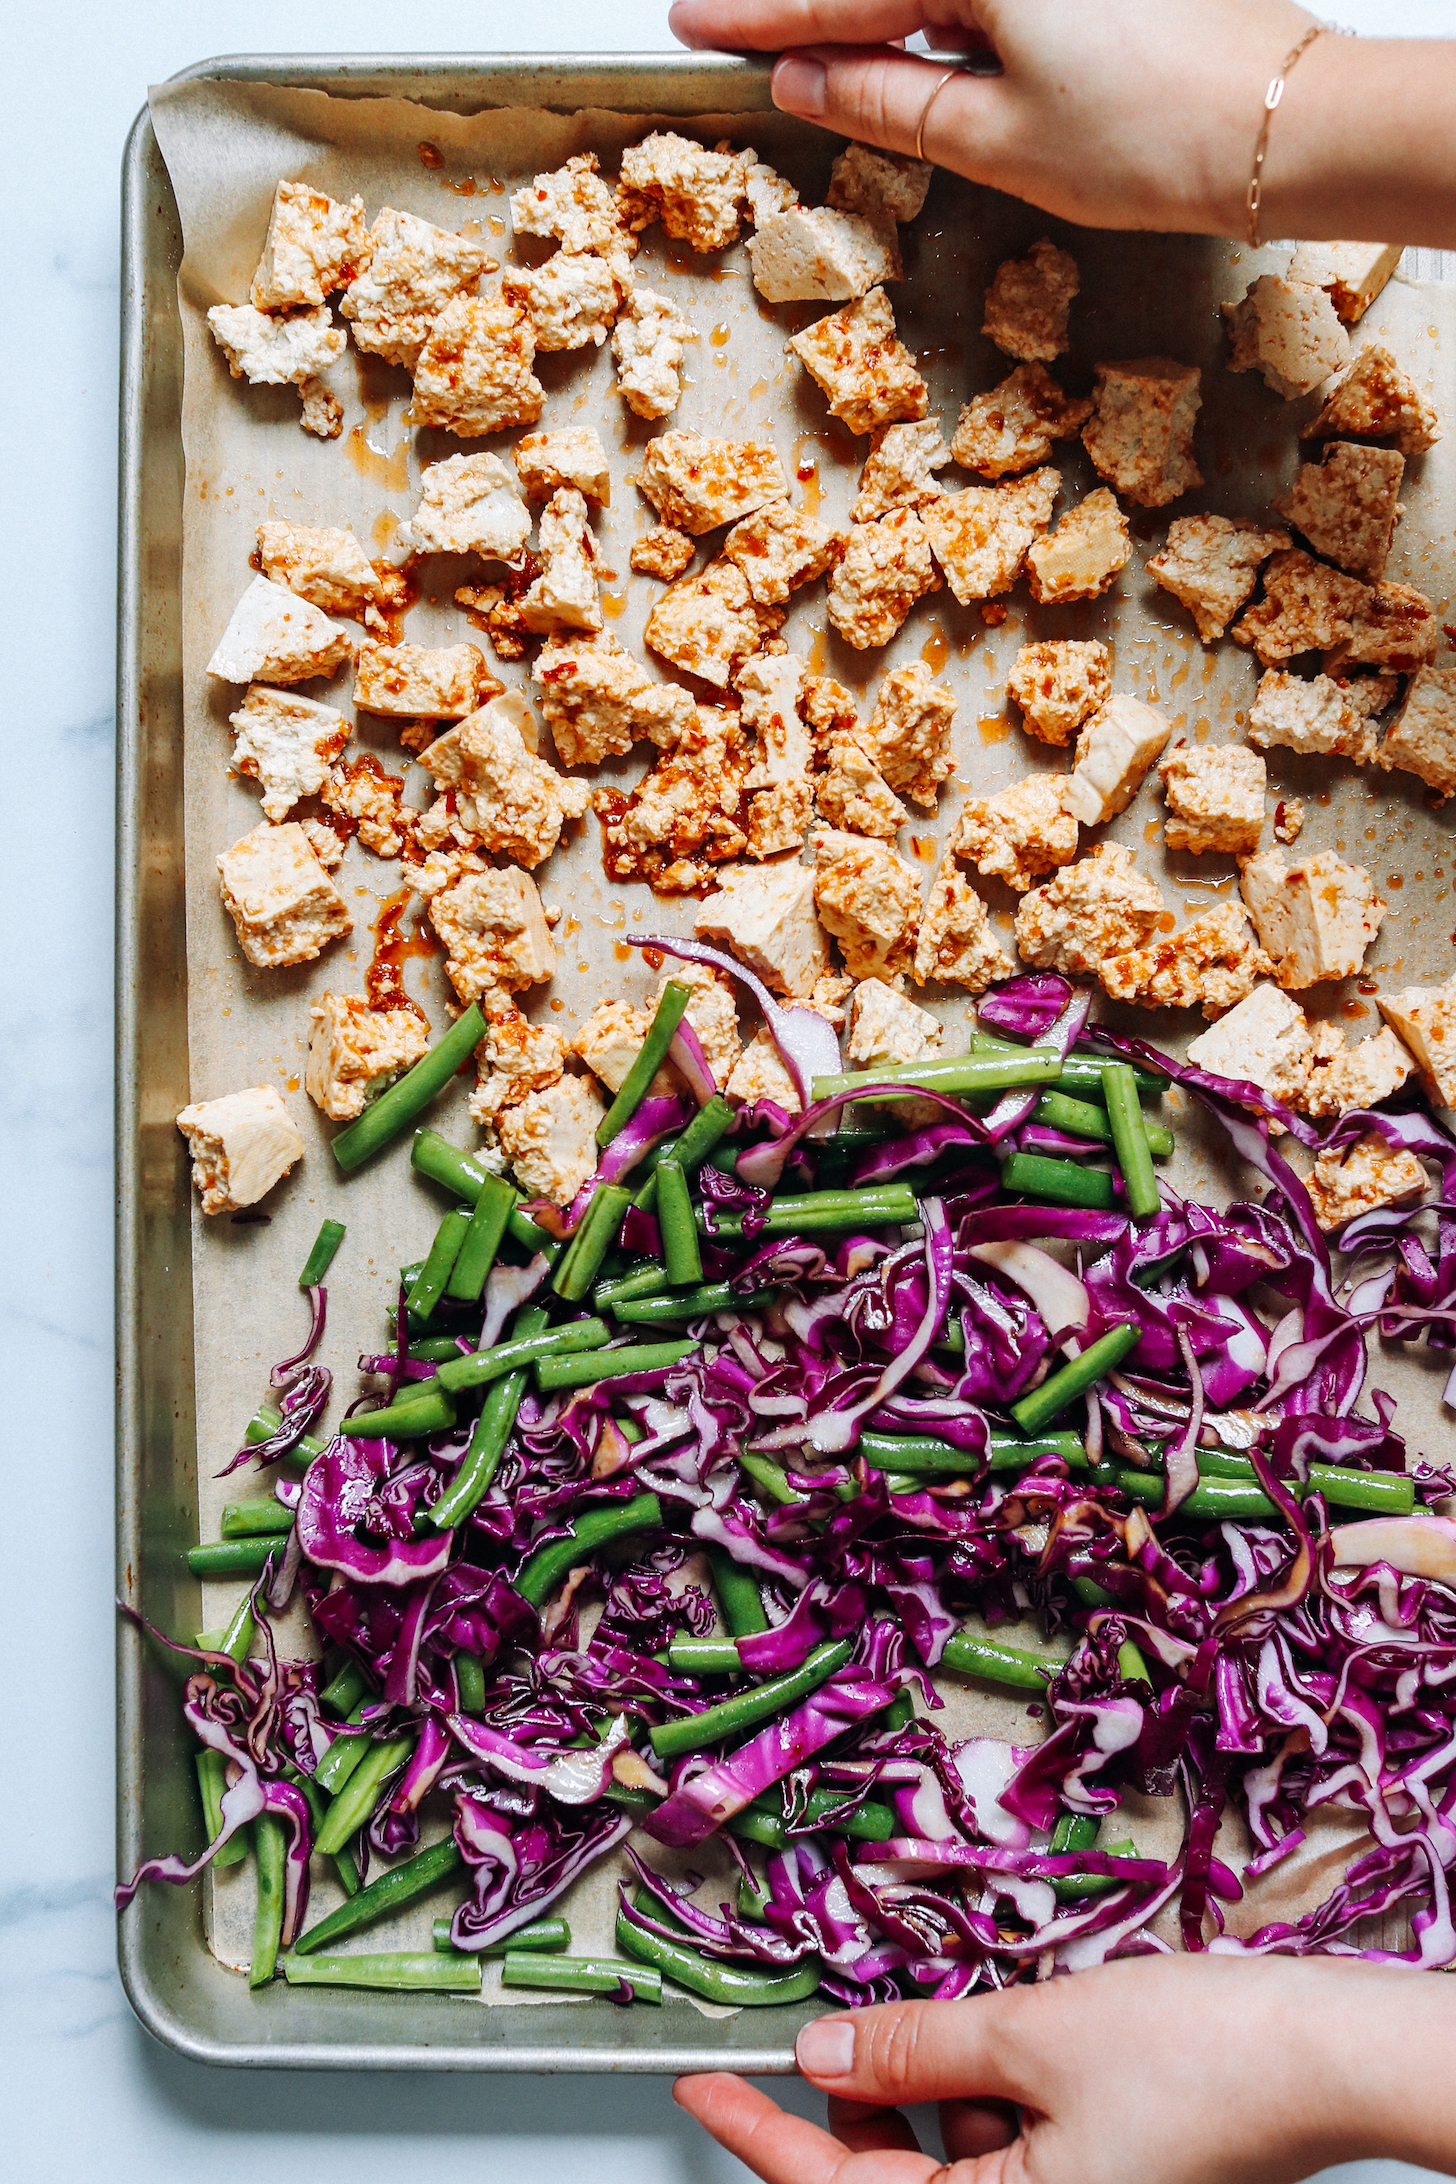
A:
848 977 942 1065
741 151 800 224
913 857 1016 991
789 287 929 437
654 959 742 1087
1343 673 1402 720
321 756 415 858
1082 358 1202 507
799 675 861 754
817 732 908 839
722 499 839 605
411 295 544 437
1222 275 1350 400
418 689 592 867
217 821 353 968
428 866 556 1001
206 303 346 389
340 207 494 368
1146 515 1292 644
501 252 622 352
954 774 1077 891
1240 849 1387 989
828 144 932 224
498 1073 605 1204
1303 1023 1416 1118
298 379 344 440
355 640 495 718
1063 695 1172 826
983 239 1078 361
951 364 1093 479
631 525 696 581
1378 976 1456 1107
599 706 751 891
519 488 602 635
866 663 956 809
1247 669 1378 765
637 432 789 537
695 860 830 998
514 427 611 506
1006 640 1111 747
726 1025 804 1115
206 577 353 686
1378 666 1456 797
851 420 952 522
300 817 346 867
1286 241 1403 326
470 998 568 1124
397 452 532 563
533 633 695 764
748 205 900 302
1186 983 1317 1110
1305 343 1442 458
919 469 1059 602
571 999 675 1096
1326 580 1438 674
644 557 783 687
1158 742 1266 856
1276 442 1404 580
228 686 348 822
1308 1132 1426 1232
813 828 921 982
304 995 430 1122
1232 549 1367 665
611 287 698 422
510 153 625 257
618 133 747 254
827 505 939 648
1026 487 1132 605
738 652 815 857
1101 899 1271 1019
175 1086 304 1214
1014 842 1166 980
256 521 383 621
249 181 370 308
1273 798 1305 844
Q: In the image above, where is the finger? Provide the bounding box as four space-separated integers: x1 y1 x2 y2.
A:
669 1 936 52
940 2098 1022 2161
672 2073 937 2184
796 1995 1032 2109
828 2094 923 2156
769 45 1002 170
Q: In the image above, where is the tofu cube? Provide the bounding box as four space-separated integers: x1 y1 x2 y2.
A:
175 1086 304 1214
1026 487 1132 604
411 295 544 438
519 488 602 635
417 689 592 868
1378 665 1456 797
395 452 529 563
509 153 624 257
1305 343 1442 458
514 428 612 506
631 526 696 581
206 303 346 389
694 860 830 998
1146 515 1292 644
470 999 568 1124
1158 741 1266 856
851 420 952 522
1326 580 1438 674
618 133 747 254
428 866 557 1001
1100 899 1271 1019
1276 442 1404 580
217 821 353 969
1239 849 1386 989
1014 842 1165 980
533 633 695 765
1247 670 1376 765
228 687 349 822
722 499 840 605
737 651 815 856
1307 1132 1426 1232
611 287 697 422
256 521 383 621
726 1025 804 1115
847 977 943 1122
1063 695 1172 826
637 431 789 536
1222 275 1350 399
950 363 1093 480
1233 549 1367 665
1377 975 1456 1107
816 733 909 839
206 576 353 686
1186 983 1315 1110
789 287 929 437
1286 241 1404 326
954 773 1077 892
867 662 957 809
305 995 431 1122
920 469 1059 602
1303 1023 1416 1118
500 252 623 353
570 999 675 1096
827 506 938 648
827 144 933 224
748 205 900 302
982 239 1078 361
644 558 781 689
1006 640 1111 747
249 181 370 308
497 1074 606 1205
812 828 922 983
913 856 1016 992
354 640 495 719
741 151 800 225
1082 357 1202 507
340 207 495 368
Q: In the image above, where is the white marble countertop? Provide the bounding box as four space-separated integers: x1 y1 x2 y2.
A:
4 0 1451 2175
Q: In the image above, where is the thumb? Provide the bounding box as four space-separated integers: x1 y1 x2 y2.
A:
771 45 1003 171
796 1993 1032 2108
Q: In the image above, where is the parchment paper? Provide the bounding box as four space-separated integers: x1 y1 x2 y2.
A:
148 70 1455 1992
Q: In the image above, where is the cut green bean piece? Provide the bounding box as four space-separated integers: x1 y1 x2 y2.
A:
283 1950 482 1993
428 1306 551 1531
294 1838 463 1955
973 1035 1164 1101
1010 1322 1141 1437
406 1206 474 1321
217 1588 258 1668
332 1005 485 1174
1104 1063 1161 1221
507 1208 566 1265
614 1283 780 1326
447 1174 519 1302
187 1539 284 1579
432 1913 569 1955
651 1639 855 1762
1118 1637 1153 1686
436 1317 611 1395
285 1767 360 1898
410 1129 563 1263
319 1661 367 1718
1034 1091 1176 1158
243 1401 324 1467
314 1734 416 1857
1071 1575 1117 1608
339 1385 457 1439
401 1335 471 1362
299 1218 346 1287
250 1814 287 1988
595 1264 671 1312
314 1704 370 1797
617 1892 822 2006
702 1183 919 1242
1049 1812 1100 1856
455 1653 487 1712
515 1493 665 1608
534 1339 696 1391
739 1788 897 1848
812 1051 1063 1103
670 1093 735 1173
1001 1151 1117 1212
195 1749 249 1870
708 1546 770 1637
857 1429 1085 1477
1052 1840 1140 1903
220 1497 294 1540
739 1450 806 1507
553 1187 635 1303
598 983 692 1148
667 1638 744 1675
941 1630 1058 1692
655 1159 703 1288
502 1952 664 2003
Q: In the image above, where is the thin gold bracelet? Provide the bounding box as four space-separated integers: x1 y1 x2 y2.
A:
1246 20 1332 250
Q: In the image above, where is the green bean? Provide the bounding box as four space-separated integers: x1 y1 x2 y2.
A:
598 983 692 1148
1049 1812 1100 1855
339 1386 458 1439
941 1630 1059 1692
429 1306 552 1530
319 1661 366 1718
400 1335 471 1362
331 1005 486 1174
1071 1575 1116 1608
410 1129 562 1264
738 1870 772 1921
446 1174 519 1302
515 1493 665 1608
1035 1090 1176 1159
502 1953 664 2003
635 1097 737 1215
702 1183 919 1241
708 1546 770 1637
284 1767 360 1898
313 1704 370 1797
1118 1637 1153 1686
857 1429 1085 1477
508 1207 566 1265
249 1814 287 1988
884 1690 915 1731
617 1891 822 2005
298 1218 346 1287
655 1159 703 1288
294 1838 462 1955
534 1340 696 1392
187 1539 284 1579
406 1206 474 1321
1052 1839 1140 1903
972 1035 1164 1102
454 1654 487 1712
729 1788 898 1850
651 1639 855 1761
243 1402 324 1467
217 1588 258 1667
282 1950 482 1993
1000 1151 1117 1211
594 1264 671 1312
1103 1063 1161 1221
613 1282 781 1326
618 1417 646 1444
314 1735 416 1856
1124 1443 1415 1517
667 1638 744 1674
1115 1462 1414 1523
739 1450 806 1507
436 1317 610 1395
1010 1323 1141 1437
552 1187 635 1303
195 1749 249 1869
220 1497 293 1540
432 1914 570 1955
812 1052 1063 1103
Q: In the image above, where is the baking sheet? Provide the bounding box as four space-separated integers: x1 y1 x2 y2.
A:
145 69 1455 1997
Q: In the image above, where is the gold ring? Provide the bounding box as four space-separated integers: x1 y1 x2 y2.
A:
914 65 962 163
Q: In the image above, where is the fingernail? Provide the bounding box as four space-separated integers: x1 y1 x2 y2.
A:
797 2017 856 2078
772 56 827 118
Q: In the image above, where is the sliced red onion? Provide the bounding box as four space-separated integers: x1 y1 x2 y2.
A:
629 935 841 1111
668 1017 718 1106
596 1094 694 1185
969 1241 1090 1342
480 1255 550 1351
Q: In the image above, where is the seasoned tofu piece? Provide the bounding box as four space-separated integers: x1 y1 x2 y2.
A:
983 239 1078 361
813 828 922 982
206 303 346 404
397 452 531 563
1240 848 1386 989
1276 442 1404 580
417 690 592 868
644 558 783 688
1146 515 1292 644
1303 1023 1415 1118
533 633 695 764
1158 742 1266 856
741 150 800 224
1378 666 1456 797
951 364 1092 479
1325 580 1438 674
217 821 353 968
611 287 698 422
1006 640 1111 747
726 1025 805 1115
827 505 939 648
305 995 430 1122
789 288 929 437
1247 669 1378 765
1378 975 1456 1106
1286 241 1403 326
228 687 348 822
631 525 696 581
1273 797 1305 844
321 756 416 858
428 865 556 1001
1063 695 1172 826
207 577 354 686
340 208 494 368
695 859 830 998
637 432 789 536
501 252 623 352
799 674 861 753
1026 487 1132 604
250 182 370 309
738 651 815 857
514 428 611 507
1015 842 1165 980
600 706 752 891
411 295 544 438
1307 1132 1426 1232
654 959 742 1088
828 143 933 224
355 640 495 718
618 133 747 253
953 773 1077 892
1186 983 1317 1111
571 999 676 1097
748 205 900 301
1082 358 1202 508
175 1086 304 1214
1305 343 1442 457
817 732 908 839
920 468 1059 602
1222 275 1350 399
867 662 956 809
509 153 625 257
297 379 346 440
913 856 1016 992
1232 549 1367 665
1101 899 1271 1019
498 1074 605 1205
722 499 839 605
519 488 602 635
851 420 952 521
256 521 384 621
470 997 568 1124
847 976 943 1121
